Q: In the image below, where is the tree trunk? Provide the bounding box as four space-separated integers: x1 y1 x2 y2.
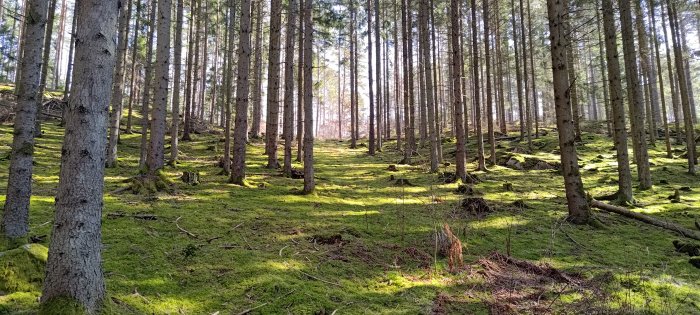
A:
471 0 485 171
296 4 304 162
147 0 172 174
367 0 376 155
526 0 538 139
620 0 652 189
546 0 591 224
230 0 252 185
302 0 315 194
283 0 297 176
419 0 437 172
602 0 633 204
53 0 67 89
223 0 236 175
40 0 118 311
126 0 141 133
139 0 157 168
35 0 58 137
170 0 184 164
591 200 700 241
511 0 524 141
349 0 357 149
484 0 495 165
265 0 283 168
374 0 382 151
107 0 132 168
649 0 672 158
519 0 531 149
667 2 696 174
3 0 48 240
62 6 78 101
635 1 657 145
660 2 681 145
450 0 465 182
250 1 263 138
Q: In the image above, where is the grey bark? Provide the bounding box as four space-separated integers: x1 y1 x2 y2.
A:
484 0 495 165
471 0 485 171
302 0 314 194
147 0 172 173
283 0 297 177
602 0 633 203
3 0 48 240
107 0 132 168
35 0 58 137
250 1 263 138
449 0 465 182
419 0 437 172
266 0 283 168
230 0 252 184
620 0 652 189
40 0 118 311
170 0 184 164
367 0 376 155
546 0 590 224
139 0 157 168
126 0 141 133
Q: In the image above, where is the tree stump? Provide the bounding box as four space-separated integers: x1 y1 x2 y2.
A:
181 171 200 186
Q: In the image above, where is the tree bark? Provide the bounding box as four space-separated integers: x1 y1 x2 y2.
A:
41 0 118 311
230 0 252 185
250 1 263 138
620 0 652 189
546 0 591 224
367 0 376 155
419 0 437 172
147 0 172 174
126 0 141 133
139 0 157 168
170 0 184 164
302 0 315 194
471 0 485 171
649 0 672 158
449 0 465 182
602 0 633 204
107 0 132 168
591 200 700 241
283 0 297 177
3 0 48 240
484 0 495 165
265 0 283 168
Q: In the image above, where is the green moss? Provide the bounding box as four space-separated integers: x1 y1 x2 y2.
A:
1 123 699 314
38 297 86 315
0 243 47 293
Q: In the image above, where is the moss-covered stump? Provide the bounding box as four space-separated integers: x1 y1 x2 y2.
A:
180 171 200 186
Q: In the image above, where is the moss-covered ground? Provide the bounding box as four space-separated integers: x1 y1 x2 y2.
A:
0 120 699 314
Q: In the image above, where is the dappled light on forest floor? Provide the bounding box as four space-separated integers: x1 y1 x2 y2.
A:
0 123 699 313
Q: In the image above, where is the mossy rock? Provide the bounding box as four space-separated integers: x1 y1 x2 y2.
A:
0 243 48 293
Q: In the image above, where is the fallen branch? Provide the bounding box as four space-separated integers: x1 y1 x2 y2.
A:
174 216 198 238
590 199 700 241
299 270 342 287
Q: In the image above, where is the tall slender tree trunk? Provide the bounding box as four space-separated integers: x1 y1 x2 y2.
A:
107 0 133 168
471 0 485 171
3 0 48 240
668 1 696 174
126 0 141 133
546 0 590 224
296 3 304 162
266 0 283 168
182 0 195 141
302 0 315 193
393 0 401 150
250 1 263 138
635 1 657 145
419 0 437 171
139 0 157 168
596 0 612 136
660 3 681 145
40 0 118 311
349 0 357 149
53 0 67 89
230 0 252 185
35 0 58 137
450 0 465 182
367 0 376 155
222 0 236 175
374 0 382 151
283 0 297 176
519 0 531 149
649 0 672 158
526 0 538 139
511 0 524 140
147 0 172 174
620 0 652 189
62 6 77 101
170 0 184 164
602 0 633 204
484 0 495 165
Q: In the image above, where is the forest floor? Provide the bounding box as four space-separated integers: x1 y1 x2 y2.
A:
0 119 699 314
